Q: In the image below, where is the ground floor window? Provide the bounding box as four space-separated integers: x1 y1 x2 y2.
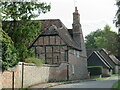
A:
32 45 68 64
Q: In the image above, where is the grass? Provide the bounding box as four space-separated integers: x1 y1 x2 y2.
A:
24 57 44 66
90 77 107 80
112 80 120 89
90 73 119 80
46 82 64 88
110 74 119 77
47 84 53 87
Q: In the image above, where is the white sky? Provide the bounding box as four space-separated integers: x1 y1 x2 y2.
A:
37 0 118 37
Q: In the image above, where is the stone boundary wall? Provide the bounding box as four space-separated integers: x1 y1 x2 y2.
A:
68 50 89 80
102 68 112 76
115 65 120 74
2 70 13 88
2 62 67 88
0 70 2 90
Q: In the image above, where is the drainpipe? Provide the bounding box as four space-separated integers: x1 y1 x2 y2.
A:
12 71 14 90
66 50 69 81
21 62 24 88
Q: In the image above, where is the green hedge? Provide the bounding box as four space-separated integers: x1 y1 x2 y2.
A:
88 66 102 75
24 57 44 66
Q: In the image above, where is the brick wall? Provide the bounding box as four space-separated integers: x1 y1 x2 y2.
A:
23 63 67 87
0 71 2 89
2 71 13 88
2 62 67 88
2 65 22 88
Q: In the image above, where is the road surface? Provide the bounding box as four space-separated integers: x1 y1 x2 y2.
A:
49 76 119 89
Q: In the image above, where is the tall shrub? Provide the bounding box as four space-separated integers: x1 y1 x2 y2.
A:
0 25 18 70
1 1 51 61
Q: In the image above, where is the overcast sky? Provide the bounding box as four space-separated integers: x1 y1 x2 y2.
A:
37 0 118 37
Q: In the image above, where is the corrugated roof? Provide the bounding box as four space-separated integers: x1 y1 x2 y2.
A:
100 49 120 66
87 48 120 68
86 49 101 57
96 51 113 69
88 51 111 69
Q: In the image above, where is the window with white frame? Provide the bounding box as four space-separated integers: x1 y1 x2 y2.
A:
76 51 80 58
74 50 76 55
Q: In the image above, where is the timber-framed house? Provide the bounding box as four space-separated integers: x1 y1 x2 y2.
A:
28 7 88 80
28 19 81 64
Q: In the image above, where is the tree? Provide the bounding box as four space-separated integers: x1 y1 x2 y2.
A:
1 1 51 61
85 25 118 56
2 20 40 59
0 23 18 70
85 29 103 49
114 0 120 59
115 0 120 28
1 1 51 21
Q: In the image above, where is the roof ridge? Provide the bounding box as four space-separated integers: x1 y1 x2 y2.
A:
28 19 81 50
94 51 111 69
57 27 81 50
88 51 111 69
100 49 120 65
96 51 113 69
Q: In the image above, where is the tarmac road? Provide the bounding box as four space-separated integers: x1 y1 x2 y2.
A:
49 76 119 89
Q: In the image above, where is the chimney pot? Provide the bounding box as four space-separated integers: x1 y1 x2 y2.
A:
75 7 78 13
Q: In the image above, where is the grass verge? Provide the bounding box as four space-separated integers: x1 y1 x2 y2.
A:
110 74 119 77
112 80 120 89
90 77 107 80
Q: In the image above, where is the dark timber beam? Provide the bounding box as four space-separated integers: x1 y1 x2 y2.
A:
44 46 47 64
52 46 54 64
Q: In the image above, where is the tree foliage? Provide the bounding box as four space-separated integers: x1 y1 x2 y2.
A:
114 0 120 59
0 23 18 70
85 25 118 56
2 20 40 59
1 1 51 69
85 29 103 49
115 1 120 27
1 1 51 21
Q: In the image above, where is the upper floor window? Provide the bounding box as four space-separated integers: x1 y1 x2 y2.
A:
74 50 80 58
76 51 80 58
74 50 76 55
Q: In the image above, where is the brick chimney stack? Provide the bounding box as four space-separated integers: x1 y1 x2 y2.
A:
72 7 87 56
72 7 81 46
73 7 80 24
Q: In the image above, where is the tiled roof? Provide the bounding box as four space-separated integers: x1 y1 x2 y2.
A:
29 19 81 51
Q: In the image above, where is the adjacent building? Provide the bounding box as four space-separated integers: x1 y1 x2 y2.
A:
87 49 120 75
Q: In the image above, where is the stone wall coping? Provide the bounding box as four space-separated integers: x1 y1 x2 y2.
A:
18 62 67 67
18 62 36 66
